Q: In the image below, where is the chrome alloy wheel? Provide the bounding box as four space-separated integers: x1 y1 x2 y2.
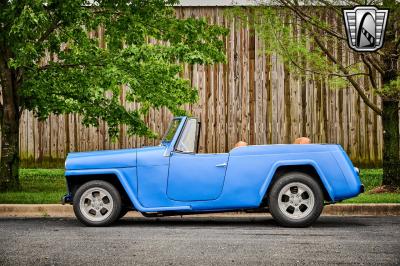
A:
277 182 315 220
79 187 114 222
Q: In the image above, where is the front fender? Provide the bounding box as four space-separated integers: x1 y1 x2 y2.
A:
65 168 191 212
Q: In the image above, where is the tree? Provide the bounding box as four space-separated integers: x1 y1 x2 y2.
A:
231 0 399 188
0 0 228 190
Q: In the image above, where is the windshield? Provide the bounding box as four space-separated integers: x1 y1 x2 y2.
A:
162 118 181 143
175 118 197 153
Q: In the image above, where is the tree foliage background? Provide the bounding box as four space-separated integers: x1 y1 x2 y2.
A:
0 0 227 189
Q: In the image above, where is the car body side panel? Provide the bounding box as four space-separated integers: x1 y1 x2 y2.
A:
136 146 169 166
136 146 175 208
167 150 342 211
186 153 338 210
331 147 362 199
137 165 172 208
225 144 359 202
135 145 217 209
167 152 229 201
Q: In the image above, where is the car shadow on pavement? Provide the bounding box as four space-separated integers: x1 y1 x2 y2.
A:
0 216 369 228
113 216 368 228
116 217 276 227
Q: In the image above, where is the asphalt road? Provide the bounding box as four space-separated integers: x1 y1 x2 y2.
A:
0 216 399 265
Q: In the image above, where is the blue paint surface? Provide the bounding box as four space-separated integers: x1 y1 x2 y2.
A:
65 116 363 213
167 152 229 201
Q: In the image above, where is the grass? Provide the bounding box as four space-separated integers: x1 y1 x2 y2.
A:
355 168 383 191
0 169 66 204
342 193 400 203
342 168 400 204
0 168 399 204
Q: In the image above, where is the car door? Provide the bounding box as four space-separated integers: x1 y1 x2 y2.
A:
167 118 228 201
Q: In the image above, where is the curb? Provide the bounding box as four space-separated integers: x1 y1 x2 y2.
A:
0 204 400 218
323 203 400 216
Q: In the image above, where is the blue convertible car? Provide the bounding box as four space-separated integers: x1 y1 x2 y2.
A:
63 116 364 227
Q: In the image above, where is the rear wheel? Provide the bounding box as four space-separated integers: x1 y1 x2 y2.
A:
268 172 324 227
73 180 122 226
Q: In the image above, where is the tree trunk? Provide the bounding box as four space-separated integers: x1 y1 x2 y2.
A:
380 0 399 188
0 58 20 191
381 38 400 187
381 99 400 187
0 110 20 190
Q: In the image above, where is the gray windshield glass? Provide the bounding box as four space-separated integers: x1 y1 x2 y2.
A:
176 118 197 153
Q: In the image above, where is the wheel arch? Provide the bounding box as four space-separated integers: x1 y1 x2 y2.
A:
66 169 192 213
260 161 335 206
66 171 133 209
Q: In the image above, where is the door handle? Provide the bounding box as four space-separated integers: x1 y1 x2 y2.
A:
216 162 227 167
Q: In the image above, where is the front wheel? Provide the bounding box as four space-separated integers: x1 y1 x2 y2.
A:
268 172 324 227
73 180 122 226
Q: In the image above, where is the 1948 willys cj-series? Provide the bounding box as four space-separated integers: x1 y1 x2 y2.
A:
62 116 364 227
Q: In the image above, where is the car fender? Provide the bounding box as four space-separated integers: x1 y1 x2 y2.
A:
259 159 335 201
65 168 191 212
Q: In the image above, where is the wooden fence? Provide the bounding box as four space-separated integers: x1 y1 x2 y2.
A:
15 7 391 168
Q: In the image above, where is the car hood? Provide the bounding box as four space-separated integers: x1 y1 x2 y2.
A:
65 145 167 170
66 148 138 170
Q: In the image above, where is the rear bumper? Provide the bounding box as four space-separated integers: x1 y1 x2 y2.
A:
61 193 73 205
354 167 364 193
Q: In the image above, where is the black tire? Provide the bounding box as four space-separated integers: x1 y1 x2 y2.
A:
268 172 324 227
73 180 122 227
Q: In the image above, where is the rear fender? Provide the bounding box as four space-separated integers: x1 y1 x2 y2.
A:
259 160 335 201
